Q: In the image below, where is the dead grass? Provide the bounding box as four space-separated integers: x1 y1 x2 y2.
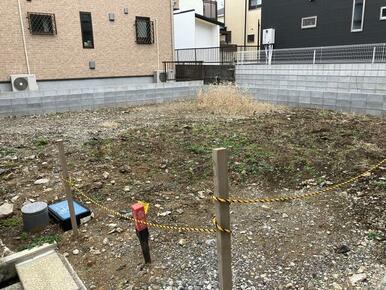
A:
196 84 281 116
141 84 282 117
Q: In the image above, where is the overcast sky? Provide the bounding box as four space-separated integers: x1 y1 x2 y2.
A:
218 0 224 9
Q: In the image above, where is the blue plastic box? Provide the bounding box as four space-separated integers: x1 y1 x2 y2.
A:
48 200 91 231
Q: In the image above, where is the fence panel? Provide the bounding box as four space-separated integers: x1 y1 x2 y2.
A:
175 46 259 64
235 43 386 65
163 61 204 82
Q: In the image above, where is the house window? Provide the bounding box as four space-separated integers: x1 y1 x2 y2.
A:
351 0 366 32
247 34 255 43
28 13 56 35
301 16 317 29
249 0 262 10
380 7 386 20
80 12 94 48
135 17 154 44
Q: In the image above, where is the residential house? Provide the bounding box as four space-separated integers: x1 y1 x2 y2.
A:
224 0 262 46
262 0 386 49
218 8 224 23
0 0 174 92
173 0 223 49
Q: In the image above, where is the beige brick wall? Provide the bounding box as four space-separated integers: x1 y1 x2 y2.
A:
0 0 173 81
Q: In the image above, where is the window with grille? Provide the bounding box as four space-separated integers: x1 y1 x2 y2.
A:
301 16 317 29
249 0 262 10
80 12 94 48
28 13 56 35
135 17 154 44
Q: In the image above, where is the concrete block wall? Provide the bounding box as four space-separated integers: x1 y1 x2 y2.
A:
0 81 203 117
0 76 153 92
236 63 386 116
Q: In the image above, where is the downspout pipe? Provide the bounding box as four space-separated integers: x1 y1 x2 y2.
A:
170 0 175 61
244 0 247 46
155 19 160 70
17 0 31 74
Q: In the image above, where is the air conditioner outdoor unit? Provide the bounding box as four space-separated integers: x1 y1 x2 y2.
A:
167 69 175 81
154 70 167 83
10 74 39 92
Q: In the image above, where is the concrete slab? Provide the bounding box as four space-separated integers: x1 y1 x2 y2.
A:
16 251 79 290
0 243 57 283
377 274 386 290
0 282 22 290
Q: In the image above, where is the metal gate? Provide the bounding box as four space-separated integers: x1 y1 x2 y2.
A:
163 61 235 84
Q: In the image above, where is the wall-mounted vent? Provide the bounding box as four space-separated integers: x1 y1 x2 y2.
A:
301 16 317 29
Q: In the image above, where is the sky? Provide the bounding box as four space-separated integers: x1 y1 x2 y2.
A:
218 0 224 9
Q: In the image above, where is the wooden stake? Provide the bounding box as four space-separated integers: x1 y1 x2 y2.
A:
213 148 232 290
57 139 78 235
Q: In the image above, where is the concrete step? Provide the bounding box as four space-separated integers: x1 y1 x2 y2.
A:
0 282 22 290
15 251 82 290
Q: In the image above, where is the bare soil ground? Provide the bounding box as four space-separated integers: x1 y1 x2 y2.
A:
0 94 385 289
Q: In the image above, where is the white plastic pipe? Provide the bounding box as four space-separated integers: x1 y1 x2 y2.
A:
17 0 30 74
155 19 160 70
372 47 376 64
313 50 316 64
170 0 175 61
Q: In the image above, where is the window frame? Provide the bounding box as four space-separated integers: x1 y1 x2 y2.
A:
380 6 386 20
351 0 366 32
80 12 95 49
135 16 154 45
248 0 262 10
301 16 318 29
27 12 57 35
247 34 255 43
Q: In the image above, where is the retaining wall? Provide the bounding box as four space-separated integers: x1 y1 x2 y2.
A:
0 76 153 92
0 81 203 117
236 63 386 116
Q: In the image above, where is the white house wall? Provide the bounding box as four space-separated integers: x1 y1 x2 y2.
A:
174 11 196 49
195 18 220 48
178 0 203 15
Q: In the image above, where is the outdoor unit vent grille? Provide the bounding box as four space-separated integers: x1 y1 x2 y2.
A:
13 77 28 91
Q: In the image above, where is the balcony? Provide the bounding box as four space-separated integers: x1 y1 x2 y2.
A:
203 0 217 20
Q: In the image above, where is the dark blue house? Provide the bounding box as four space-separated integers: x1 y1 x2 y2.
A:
261 0 386 48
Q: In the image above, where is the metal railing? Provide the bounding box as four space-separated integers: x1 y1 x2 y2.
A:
163 61 204 82
175 45 260 64
235 43 386 65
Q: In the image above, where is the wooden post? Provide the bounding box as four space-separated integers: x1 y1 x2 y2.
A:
57 139 78 235
213 148 232 290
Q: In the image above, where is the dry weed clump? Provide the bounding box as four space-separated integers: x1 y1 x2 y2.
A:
196 84 279 116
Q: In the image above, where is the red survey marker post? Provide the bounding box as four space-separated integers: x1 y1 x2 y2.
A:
131 203 151 264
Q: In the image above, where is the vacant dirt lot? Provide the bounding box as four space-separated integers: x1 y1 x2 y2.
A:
0 91 385 289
